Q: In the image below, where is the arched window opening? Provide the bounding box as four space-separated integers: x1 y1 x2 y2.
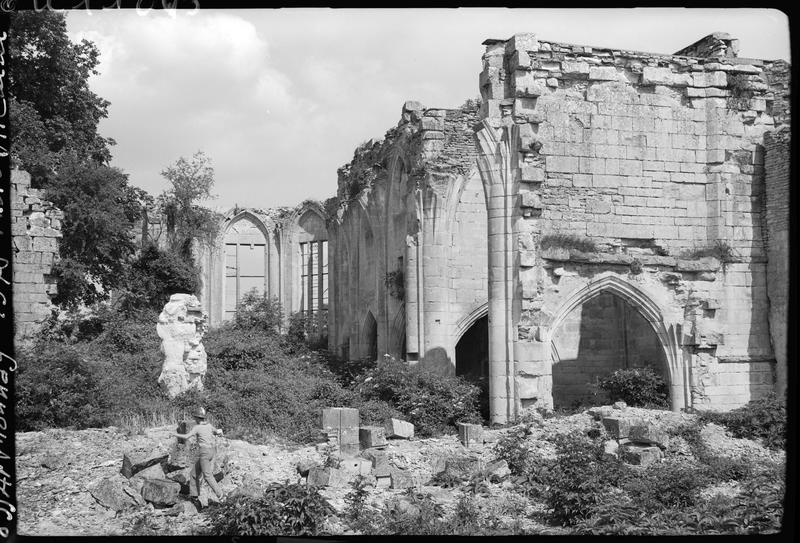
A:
223 217 267 321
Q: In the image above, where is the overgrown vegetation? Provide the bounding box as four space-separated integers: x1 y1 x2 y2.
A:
18 293 480 442
539 232 598 253
205 482 334 536
696 393 786 451
489 414 785 536
351 357 483 437
681 239 737 262
595 367 670 408
384 270 405 300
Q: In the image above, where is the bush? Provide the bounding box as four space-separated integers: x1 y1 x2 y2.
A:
541 434 628 526
621 459 710 510
233 290 283 334
205 482 334 536
16 342 110 430
596 367 669 408
352 357 483 437
493 425 540 476
697 393 786 450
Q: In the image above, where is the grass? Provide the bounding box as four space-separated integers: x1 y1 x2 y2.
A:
539 233 598 253
681 240 737 262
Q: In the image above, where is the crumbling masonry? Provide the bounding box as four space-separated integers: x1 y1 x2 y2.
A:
11 33 790 424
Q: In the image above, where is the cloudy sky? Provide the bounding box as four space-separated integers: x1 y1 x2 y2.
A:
66 8 790 211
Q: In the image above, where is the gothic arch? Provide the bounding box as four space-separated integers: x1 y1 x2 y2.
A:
455 302 489 343
543 273 686 410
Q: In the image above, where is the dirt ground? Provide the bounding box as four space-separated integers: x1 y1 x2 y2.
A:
14 406 784 536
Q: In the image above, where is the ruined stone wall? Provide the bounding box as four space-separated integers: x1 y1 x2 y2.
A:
476 33 789 418
330 101 485 370
10 169 62 342
763 126 790 395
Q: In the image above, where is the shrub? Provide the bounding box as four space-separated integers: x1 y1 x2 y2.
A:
697 393 786 450
205 482 334 536
16 342 110 430
493 425 541 476
621 459 710 510
352 357 483 437
540 233 598 253
383 492 449 535
343 476 385 534
596 367 669 408
233 290 283 334
542 434 628 526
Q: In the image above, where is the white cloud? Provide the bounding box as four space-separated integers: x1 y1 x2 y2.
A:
66 8 790 209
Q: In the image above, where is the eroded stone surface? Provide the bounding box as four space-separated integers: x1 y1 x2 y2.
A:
156 294 208 399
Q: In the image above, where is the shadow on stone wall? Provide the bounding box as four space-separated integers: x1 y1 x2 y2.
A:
551 292 668 409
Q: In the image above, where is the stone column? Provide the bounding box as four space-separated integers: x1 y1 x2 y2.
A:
475 120 519 424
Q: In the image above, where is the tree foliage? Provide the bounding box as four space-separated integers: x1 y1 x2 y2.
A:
158 151 221 259
46 155 149 307
8 11 114 185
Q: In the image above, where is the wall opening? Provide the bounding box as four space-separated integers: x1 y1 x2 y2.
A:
223 216 268 321
551 291 669 409
363 311 378 362
456 315 490 420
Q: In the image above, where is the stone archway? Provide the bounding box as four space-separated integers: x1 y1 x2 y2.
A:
455 303 490 420
550 291 669 408
362 311 378 362
544 274 686 411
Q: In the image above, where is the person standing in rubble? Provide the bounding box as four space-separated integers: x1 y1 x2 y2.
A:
173 406 226 505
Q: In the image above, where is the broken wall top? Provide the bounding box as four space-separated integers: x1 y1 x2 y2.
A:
334 100 481 207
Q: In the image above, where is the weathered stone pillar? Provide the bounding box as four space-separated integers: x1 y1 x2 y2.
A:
404 233 422 362
475 120 519 424
764 127 789 397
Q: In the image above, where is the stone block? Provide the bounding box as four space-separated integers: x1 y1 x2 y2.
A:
341 458 372 477
362 449 389 471
588 66 620 81
375 476 391 488
121 448 169 479
485 459 511 480
141 478 181 506
628 423 671 449
520 166 545 182
132 462 166 481
359 426 388 448
561 60 590 77
390 468 415 490
457 423 484 448
322 407 360 431
306 466 349 488
601 416 640 439
587 406 614 421
603 439 619 459
88 476 139 512
384 418 414 439
621 444 663 466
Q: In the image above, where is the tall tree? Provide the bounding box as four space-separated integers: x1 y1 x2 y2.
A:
158 151 222 260
46 155 150 308
8 11 114 186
